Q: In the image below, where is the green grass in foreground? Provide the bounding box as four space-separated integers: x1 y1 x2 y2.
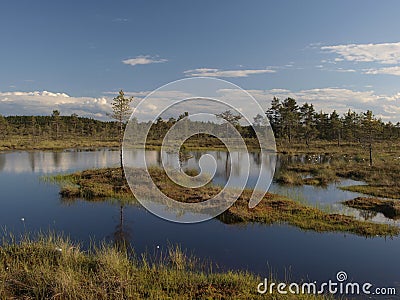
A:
0 233 330 300
49 167 400 237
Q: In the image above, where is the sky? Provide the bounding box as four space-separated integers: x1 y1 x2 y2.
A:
1 0 400 122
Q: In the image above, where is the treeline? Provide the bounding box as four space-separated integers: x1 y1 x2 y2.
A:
0 111 120 140
266 97 400 145
1 97 400 145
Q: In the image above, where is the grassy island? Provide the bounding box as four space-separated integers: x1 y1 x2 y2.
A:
343 197 400 220
49 167 400 237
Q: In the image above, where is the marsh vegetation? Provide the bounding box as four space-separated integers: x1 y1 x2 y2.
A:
0 233 334 300
50 167 399 237
1 97 400 298
343 197 400 220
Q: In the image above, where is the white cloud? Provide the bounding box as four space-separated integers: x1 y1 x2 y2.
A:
184 68 276 78
113 18 129 23
1 91 70 98
2 87 400 123
216 87 400 122
146 103 157 111
385 92 400 102
336 68 356 73
127 86 400 123
0 91 111 119
321 42 400 64
383 104 400 114
268 88 291 93
364 66 400 76
122 55 167 67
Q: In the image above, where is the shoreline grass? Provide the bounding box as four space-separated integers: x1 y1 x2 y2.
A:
0 233 333 300
221 190 399 236
282 154 400 199
275 168 338 186
339 185 400 199
0 135 120 152
4 137 398 153
2 136 397 153
49 167 400 237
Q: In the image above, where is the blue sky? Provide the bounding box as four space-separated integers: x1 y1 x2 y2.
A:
1 0 400 121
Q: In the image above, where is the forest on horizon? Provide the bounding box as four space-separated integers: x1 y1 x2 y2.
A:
1 97 400 145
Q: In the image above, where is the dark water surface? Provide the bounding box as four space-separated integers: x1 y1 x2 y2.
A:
0 150 399 294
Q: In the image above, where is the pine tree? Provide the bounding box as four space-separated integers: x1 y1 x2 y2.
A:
280 98 299 143
299 103 317 146
266 97 282 138
329 110 342 146
110 90 133 177
361 110 382 166
51 110 61 140
0 115 8 138
215 110 242 137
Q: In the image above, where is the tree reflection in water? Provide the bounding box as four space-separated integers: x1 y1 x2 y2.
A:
113 204 133 253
